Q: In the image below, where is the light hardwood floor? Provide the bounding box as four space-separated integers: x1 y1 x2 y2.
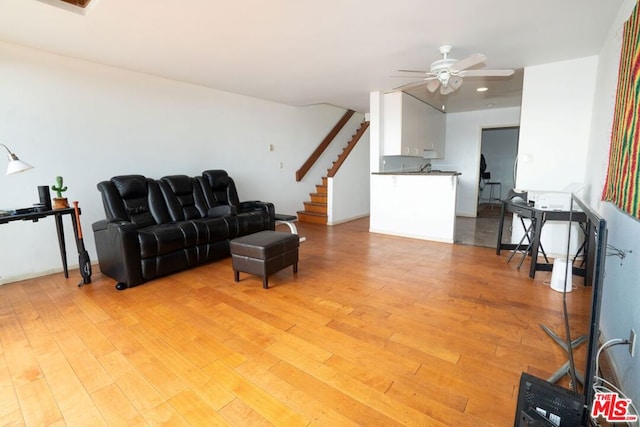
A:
0 217 592 426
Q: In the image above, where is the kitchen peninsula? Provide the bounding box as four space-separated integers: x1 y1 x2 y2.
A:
370 171 460 243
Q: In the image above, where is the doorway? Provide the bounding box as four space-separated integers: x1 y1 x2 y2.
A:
456 126 519 248
478 126 519 211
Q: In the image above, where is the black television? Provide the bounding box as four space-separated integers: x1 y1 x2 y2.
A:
570 194 608 415
514 194 608 426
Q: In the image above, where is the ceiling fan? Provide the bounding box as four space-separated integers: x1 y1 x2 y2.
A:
393 45 515 95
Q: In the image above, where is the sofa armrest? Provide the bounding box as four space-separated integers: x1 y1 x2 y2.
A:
239 201 275 229
92 219 145 288
207 205 237 217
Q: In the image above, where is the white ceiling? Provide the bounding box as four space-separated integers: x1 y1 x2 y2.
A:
0 0 624 113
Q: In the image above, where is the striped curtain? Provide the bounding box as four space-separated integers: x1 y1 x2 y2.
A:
602 1 640 219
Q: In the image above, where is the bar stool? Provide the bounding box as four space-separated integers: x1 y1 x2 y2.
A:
485 181 502 209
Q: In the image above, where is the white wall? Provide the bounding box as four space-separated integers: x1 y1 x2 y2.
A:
0 41 354 284
327 127 370 225
516 56 599 191
585 0 640 408
512 56 600 256
436 107 521 217
369 91 384 173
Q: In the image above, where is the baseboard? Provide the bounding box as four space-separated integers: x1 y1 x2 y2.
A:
327 213 369 226
368 228 454 244
0 268 63 286
0 262 98 286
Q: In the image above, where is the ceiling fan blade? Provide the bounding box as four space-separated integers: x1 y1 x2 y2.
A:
426 79 441 93
396 69 431 74
450 53 487 72
458 69 515 77
390 72 437 79
392 79 432 91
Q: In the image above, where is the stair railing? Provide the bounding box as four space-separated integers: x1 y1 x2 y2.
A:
295 109 355 182
327 121 369 178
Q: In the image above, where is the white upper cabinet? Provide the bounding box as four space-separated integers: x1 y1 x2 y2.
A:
383 92 445 157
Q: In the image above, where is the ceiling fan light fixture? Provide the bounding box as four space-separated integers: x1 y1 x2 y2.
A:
440 84 455 95
449 76 463 90
426 79 440 93
439 71 450 86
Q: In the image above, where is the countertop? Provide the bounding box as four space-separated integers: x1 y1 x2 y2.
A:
371 170 461 176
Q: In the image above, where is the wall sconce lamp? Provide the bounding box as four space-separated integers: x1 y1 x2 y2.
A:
1 143 33 175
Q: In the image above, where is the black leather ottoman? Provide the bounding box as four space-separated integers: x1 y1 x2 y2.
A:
230 230 299 289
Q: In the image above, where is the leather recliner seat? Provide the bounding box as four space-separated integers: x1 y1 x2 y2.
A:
92 170 275 290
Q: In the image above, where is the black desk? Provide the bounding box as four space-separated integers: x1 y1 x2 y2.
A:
496 199 588 279
0 208 84 279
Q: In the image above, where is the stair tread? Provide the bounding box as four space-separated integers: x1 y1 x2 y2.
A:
297 211 327 225
297 211 328 225
297 210 327 217
303 201 327 214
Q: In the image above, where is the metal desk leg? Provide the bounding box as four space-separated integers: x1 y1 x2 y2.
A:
506 218 533 265
496 201 507 255
528 210 544 279
54 213 69 278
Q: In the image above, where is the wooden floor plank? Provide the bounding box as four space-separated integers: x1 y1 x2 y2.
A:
91 383 146 426
168 389 230 426
204 360 308 426
14 376 63 426
266 339 447 426
268 358 400 426
0 349 23 426
235 352 361 427
0 217 593 426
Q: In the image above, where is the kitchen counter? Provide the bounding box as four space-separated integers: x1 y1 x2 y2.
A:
372 171 461 176
369 172 459 243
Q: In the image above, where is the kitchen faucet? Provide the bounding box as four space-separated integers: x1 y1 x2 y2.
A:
419 162 432 172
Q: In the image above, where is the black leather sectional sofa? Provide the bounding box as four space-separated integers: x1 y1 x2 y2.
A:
92 170 275 290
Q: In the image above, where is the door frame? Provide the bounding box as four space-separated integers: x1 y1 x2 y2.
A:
475 125 520 215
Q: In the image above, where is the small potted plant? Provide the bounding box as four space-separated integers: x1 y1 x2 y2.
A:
51 176 69 209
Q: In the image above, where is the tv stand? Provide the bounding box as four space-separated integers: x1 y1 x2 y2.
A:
540 323 587 386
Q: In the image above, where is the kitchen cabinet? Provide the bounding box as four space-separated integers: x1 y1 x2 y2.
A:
383 92 445 157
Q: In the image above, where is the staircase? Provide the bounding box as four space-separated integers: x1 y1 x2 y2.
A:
297 177 329 224
297 121 370 224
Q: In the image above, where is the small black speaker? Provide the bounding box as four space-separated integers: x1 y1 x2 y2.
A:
38 185 52 210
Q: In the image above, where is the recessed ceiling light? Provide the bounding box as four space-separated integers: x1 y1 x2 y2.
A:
477 87 488 92
441 104 446 111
